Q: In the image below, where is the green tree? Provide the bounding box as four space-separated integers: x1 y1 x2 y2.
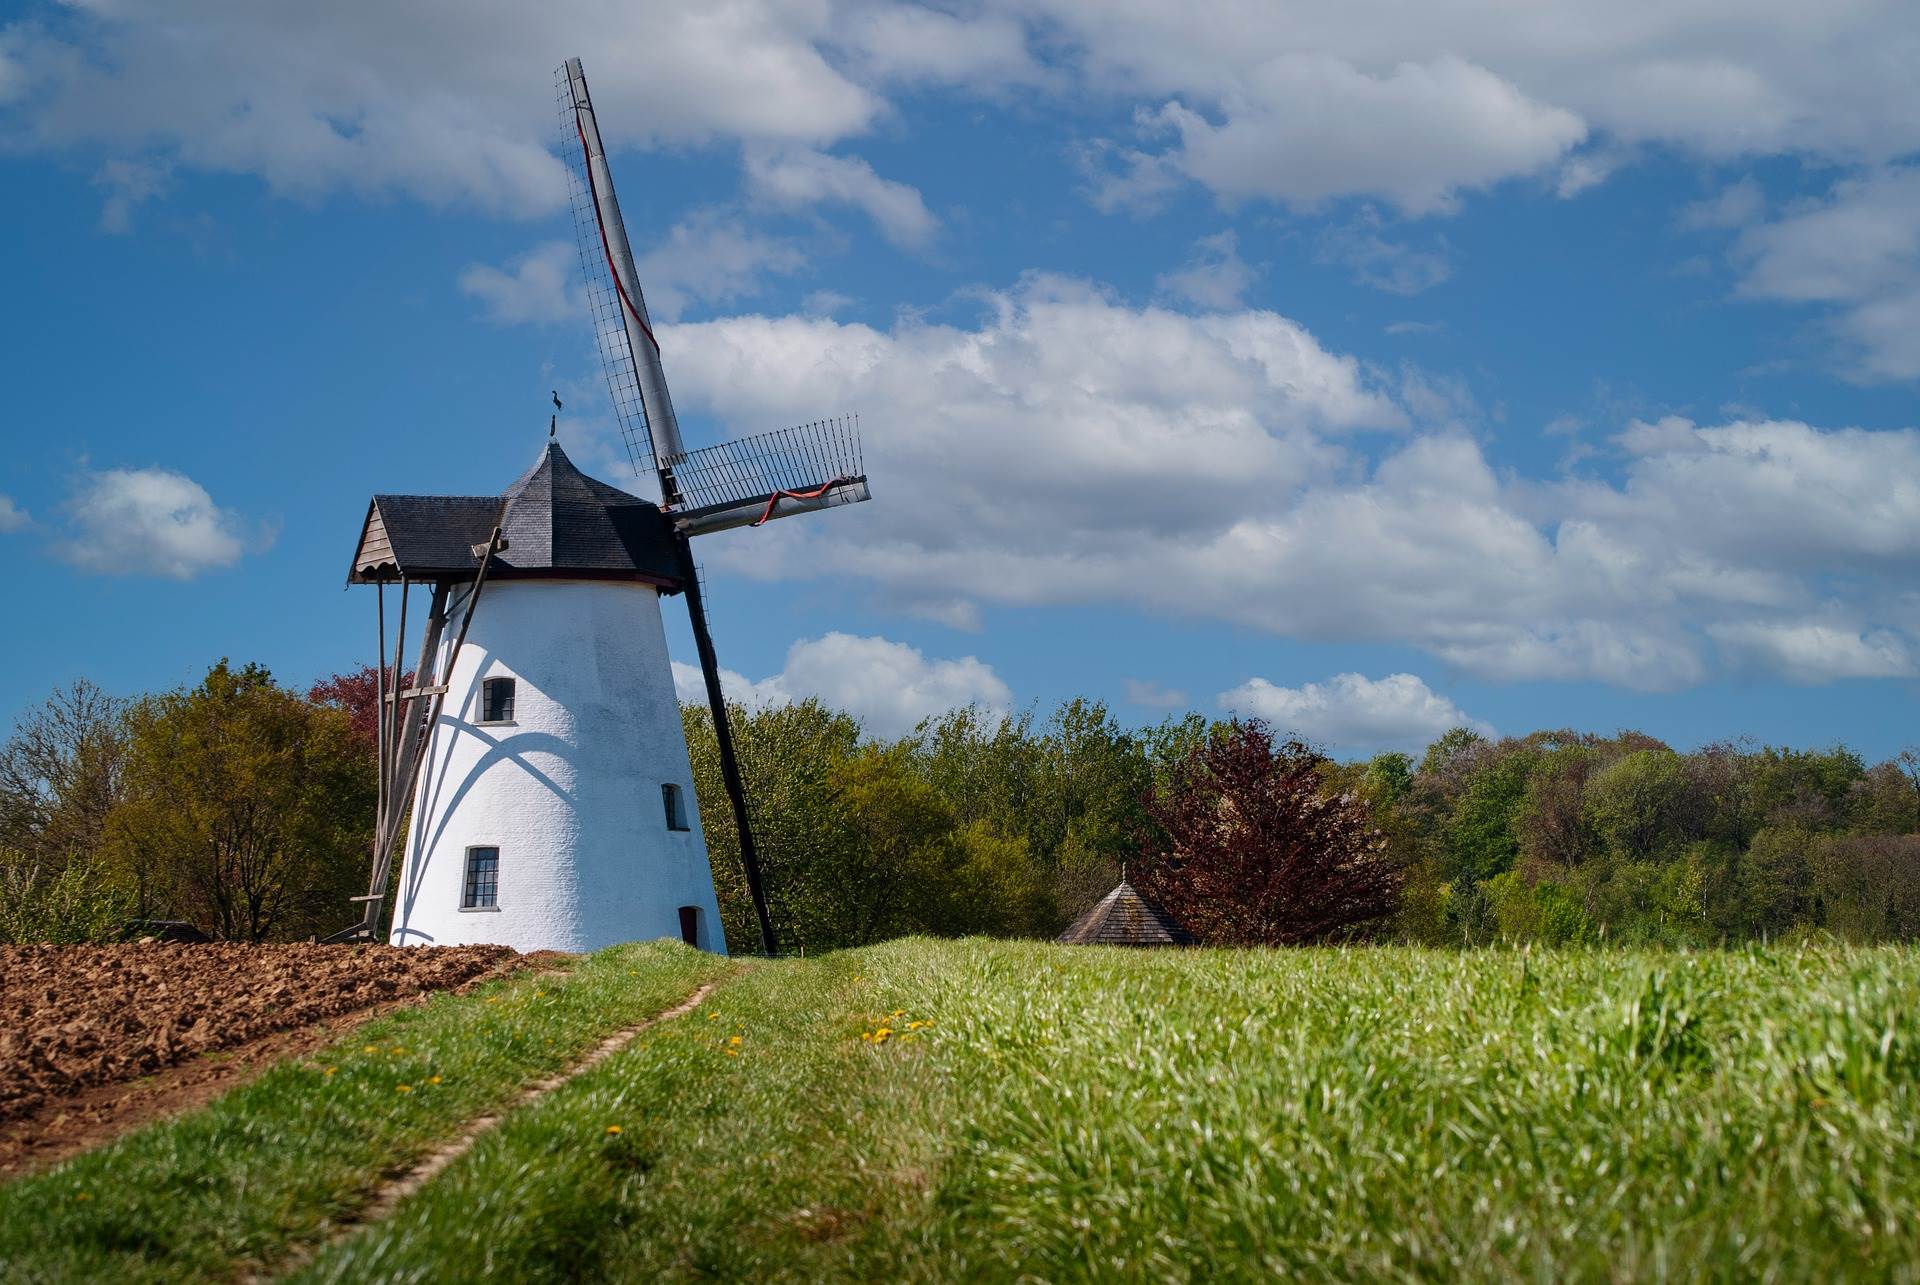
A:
1585 750 1695 861
1442 747 1538 883
683 698 861 953
107 661 374 941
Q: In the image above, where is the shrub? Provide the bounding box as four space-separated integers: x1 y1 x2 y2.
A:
0 849 135 944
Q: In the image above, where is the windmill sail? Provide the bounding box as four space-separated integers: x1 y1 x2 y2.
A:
554 55 874 958
672 418 870 536
559 57 685 473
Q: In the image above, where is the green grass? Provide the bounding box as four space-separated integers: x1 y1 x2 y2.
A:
296 940 1920 1282
0 941 728 1284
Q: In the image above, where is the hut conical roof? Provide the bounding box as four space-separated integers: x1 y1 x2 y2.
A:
1056 879 1194 947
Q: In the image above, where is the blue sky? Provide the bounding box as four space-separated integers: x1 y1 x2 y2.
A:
3 1 1919 759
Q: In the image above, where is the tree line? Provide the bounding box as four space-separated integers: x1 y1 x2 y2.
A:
4 659 1916 949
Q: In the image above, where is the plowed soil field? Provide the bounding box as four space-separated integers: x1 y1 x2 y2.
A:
0 943 517 1172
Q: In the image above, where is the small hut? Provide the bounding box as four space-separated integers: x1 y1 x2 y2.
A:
1056 876 1195 947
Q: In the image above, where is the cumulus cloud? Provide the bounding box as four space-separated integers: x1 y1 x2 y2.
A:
1 1 879 217
657 283 1920 689
744 147 937 248
1032 1 1920 209
1221 672 1491 754
1124 55 1586 216
671 632 1009 736
1729 166 1920 381
55 467 258 578
10 1 1920 234
0 494 29 532
634 212 809 321
1708 620 1914 683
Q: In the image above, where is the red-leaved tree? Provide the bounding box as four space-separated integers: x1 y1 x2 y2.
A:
1136 719 1400 946
308 665 411 750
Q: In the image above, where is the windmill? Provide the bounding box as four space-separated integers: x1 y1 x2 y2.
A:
327 57 869 954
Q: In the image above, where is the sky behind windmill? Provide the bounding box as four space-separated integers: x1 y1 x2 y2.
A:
3 1 1919 757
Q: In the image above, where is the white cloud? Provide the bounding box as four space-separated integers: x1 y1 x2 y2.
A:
1730 166 1920 381
1708 620 1914 683
839 6 1052 89
1316 212 1453 295
1156 231 1257 309
458 240 578 325
745 147 937 248
9 2 1920 229
3 2 879 217
672 632 1009 736
55 467 256 578
0 495 29 532
1025 2 1920 209
634 212 808 321
1221 672 1491 754
1124 678 1189 710
465 217 808 327
1123 55 1585 216
658 283 1920 689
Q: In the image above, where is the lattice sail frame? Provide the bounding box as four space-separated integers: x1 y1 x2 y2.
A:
557 65 660 477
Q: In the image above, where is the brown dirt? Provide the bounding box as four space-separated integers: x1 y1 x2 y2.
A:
0 942 522 1176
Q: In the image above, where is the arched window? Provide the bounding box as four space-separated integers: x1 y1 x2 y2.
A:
480 676 515 723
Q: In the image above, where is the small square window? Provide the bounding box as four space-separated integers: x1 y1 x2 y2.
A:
481 676 515 723
462 846 499 909
662 783 690 831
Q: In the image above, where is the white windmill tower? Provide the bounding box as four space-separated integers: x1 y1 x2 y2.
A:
330 57 870 954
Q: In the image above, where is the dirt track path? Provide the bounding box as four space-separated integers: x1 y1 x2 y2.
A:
258 977 722 1282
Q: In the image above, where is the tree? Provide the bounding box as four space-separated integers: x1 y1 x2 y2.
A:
683 698 862 952
309 664 410 749
1586 750 1695 861
0 679 127 871
1136 719 1400 946
1516 749 1598 871
108 661 375 941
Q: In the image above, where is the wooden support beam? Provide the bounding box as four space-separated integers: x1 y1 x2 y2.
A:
385 684 450 702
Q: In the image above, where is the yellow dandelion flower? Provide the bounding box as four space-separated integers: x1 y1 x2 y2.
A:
323 1066 338 1076
362 1045 379 1054
396 1084 413 1093
75 1192 92 1202
707 1012 719 1021
725 1048 739 1057
728 1035 742 1046
427 1075 443 1085
606 1125 623 1135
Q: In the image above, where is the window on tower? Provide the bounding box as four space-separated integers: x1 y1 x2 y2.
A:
480 676 515 723
462 846 499 909
662 783 690 831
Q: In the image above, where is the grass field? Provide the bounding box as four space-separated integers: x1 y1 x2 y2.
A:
8 939 1920 1281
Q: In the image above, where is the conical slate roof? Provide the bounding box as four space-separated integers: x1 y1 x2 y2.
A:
1056 879 1195 947
350 441 681 587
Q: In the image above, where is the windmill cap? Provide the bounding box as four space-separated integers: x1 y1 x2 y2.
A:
348 440 681 588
